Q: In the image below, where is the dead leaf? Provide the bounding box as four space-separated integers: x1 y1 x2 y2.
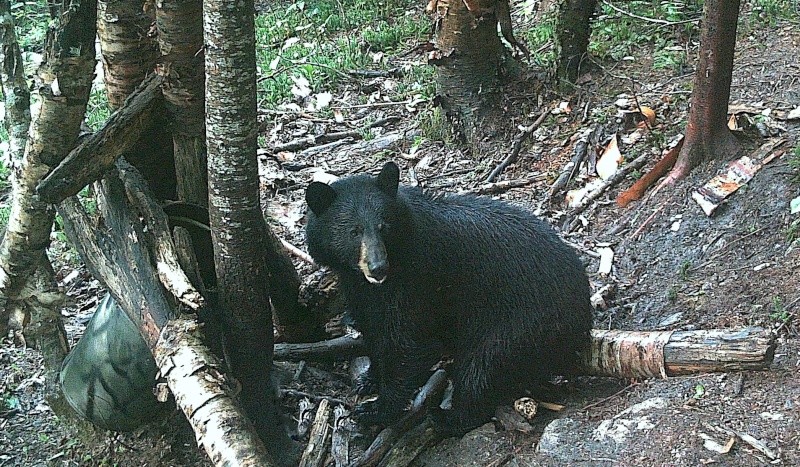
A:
637 106 656 127
596 134 622 180
538 401 565 411
727 114 738 130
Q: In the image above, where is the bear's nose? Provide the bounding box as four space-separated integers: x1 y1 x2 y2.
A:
367 261 388 284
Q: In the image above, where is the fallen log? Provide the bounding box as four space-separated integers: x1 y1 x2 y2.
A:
36 73 164 204
274 333 365 361
581 327 776 378
299 398 332 467
275 327 776 379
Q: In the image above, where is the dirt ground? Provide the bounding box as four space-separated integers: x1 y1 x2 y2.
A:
2 8 799 467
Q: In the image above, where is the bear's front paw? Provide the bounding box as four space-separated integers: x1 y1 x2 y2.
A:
353 399 382 427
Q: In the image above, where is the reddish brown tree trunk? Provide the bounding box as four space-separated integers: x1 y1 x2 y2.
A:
97 0 177 201
665 0 741 183
156 0 207 206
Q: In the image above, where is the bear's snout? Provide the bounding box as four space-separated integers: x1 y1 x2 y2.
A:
359 238 388 284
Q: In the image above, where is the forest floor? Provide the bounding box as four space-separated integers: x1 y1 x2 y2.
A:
2 5 799 467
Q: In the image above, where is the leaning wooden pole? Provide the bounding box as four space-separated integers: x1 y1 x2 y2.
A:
58 165 273 466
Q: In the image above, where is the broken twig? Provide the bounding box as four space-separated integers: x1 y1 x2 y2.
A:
485 109 550 183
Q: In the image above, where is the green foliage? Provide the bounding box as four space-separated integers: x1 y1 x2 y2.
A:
747 0 799 26
667 286 678 302
788 144 800 182
589 1 700 63
678 259 692 280
86 88 111 131
255 0 428 108
786 219 800 243
9 0 51 53
769 296 790 323
419 107 454 145
521 13 556 67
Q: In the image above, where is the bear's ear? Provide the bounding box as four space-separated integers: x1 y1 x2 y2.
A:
306 182 337 216
376 161 399 197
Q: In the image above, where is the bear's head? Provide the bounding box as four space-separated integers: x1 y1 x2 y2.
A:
306 162 405 284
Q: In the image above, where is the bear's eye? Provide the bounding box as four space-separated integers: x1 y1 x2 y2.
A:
349 227 362 238
378 222 389 232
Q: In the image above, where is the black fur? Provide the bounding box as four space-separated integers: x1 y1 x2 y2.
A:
305 162 593 435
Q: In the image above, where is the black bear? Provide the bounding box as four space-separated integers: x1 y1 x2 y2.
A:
305 162 593 435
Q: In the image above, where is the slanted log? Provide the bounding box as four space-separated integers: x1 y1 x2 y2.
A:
58 170 271 466
351 369 448 467
36 74 163 204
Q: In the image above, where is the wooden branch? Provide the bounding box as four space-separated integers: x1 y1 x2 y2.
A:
155 318 275 466
485 109 549 183
351 369 448 467
331 405 353 467
548 139 588 198
271 117 401 153
581 327 776 378
36 74 164 204
274 334 365 361
299 398 332 467
296 398 315 439
59 176 272 465
616 136 683 207
376 419 440 467
569 152 649 216
462 175 547 196
117 160 204 310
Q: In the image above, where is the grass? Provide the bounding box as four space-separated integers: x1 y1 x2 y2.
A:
747 0 800 26
254 0 429 109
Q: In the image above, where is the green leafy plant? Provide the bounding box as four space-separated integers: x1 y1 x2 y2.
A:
678 259 692 280
770 296 790 323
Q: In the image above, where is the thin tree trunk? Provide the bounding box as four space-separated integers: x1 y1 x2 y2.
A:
0 0 31 336
97 0 176 200
429 0 504 146
664 0 741 183
554 0 596 84
203 0 296 463
156 0 208 206
0 0 96 408
0 0 30 169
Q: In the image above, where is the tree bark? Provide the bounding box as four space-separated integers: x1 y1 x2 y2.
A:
156 0 208 206
97 0 177 201
664 0 741 183
97 0 158 109
36 74 164 203
203 0 296 462
554 0 597 84
429 0 505 146
0 0 31 169
0 0 95 408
